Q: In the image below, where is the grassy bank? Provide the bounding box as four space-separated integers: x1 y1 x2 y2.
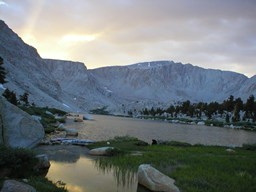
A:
88 136 256 192
0 145 67 192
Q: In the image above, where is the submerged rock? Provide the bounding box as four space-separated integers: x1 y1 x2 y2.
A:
0 180 36 192
0 96 44 148
138 164 180 192
88 147 114 156
65 128 78 136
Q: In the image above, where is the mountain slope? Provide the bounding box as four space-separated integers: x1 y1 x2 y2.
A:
0 20 255 113
90 61 251 104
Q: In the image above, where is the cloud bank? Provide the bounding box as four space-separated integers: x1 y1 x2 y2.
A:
0 0 256 77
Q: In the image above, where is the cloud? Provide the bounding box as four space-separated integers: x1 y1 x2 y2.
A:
0 0 256 77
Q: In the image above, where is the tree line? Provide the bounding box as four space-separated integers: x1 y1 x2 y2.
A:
140 95 256 122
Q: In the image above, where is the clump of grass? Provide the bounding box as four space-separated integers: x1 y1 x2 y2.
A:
242 143 256 151
160 140 192 147
27 176 67 192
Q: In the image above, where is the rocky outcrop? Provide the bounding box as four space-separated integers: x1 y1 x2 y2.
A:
138 164 180 192
0 96 44 148
88 147 114 156
0 180 36 192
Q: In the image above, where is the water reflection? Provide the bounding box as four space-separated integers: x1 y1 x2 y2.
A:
34 145 138 192
95 157 137 188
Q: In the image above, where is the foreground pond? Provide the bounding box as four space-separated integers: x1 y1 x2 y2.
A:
34 145 138 192
65 114 256 146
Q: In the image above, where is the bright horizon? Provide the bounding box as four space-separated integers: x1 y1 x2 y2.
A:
0 0 256 77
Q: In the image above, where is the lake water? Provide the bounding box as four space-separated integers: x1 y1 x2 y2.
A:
36 115 256 192
65 114 256 146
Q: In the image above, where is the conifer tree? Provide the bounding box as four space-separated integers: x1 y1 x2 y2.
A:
2 88 18 105
19 92 29 106
0 56 7 84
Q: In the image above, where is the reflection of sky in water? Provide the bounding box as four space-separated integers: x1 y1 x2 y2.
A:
47 156 137 192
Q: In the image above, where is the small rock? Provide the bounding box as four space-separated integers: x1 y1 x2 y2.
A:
22 179 28 183
197 121 205 125
74 118 83 122
226 148 236 153
35 154 50 170
88 147 114 156
107 142 110 145
0 180 36 192
83 114 94 120
31 115 41 121
138 164 180 192
45 111 53 115
56 123 66 131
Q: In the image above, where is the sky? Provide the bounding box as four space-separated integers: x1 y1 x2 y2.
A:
0 0 256 77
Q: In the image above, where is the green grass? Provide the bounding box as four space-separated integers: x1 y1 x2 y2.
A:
90 137 256 192
0 145 67 192
27 176 67 192
19 106 67 134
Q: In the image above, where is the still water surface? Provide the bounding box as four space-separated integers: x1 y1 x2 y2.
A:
36 115 256 192
66 114 256 146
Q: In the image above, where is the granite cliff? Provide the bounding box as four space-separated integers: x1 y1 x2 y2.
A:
0 20 255 113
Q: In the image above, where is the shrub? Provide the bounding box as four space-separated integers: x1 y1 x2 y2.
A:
0 145 38 178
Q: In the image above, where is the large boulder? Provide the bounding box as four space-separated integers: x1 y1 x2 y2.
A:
0 96 45 148
138 164 180 192
88 147 114 156
0 180 36 192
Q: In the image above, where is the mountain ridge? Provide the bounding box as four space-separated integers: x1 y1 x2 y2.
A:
0 20 255 113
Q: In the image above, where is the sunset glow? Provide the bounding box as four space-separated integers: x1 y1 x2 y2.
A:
0 0 255 77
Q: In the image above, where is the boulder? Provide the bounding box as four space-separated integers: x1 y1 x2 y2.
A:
65 128 78 136
138 164 180 192
0 180 36 192
88 147 114 156
56 123 66 131
197 121 205 125
83 114 94 120
0 96 44 148
35 154 50 170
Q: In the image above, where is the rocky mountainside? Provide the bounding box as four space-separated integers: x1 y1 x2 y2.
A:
0 20 255 113
90 61 254 104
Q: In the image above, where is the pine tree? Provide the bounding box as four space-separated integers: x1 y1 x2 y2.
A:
2 88 18 105
19 92 29 106
0 56 7 84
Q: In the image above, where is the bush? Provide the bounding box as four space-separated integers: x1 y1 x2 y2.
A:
57 118 66 123
161 140 192 147
0 145 38 178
